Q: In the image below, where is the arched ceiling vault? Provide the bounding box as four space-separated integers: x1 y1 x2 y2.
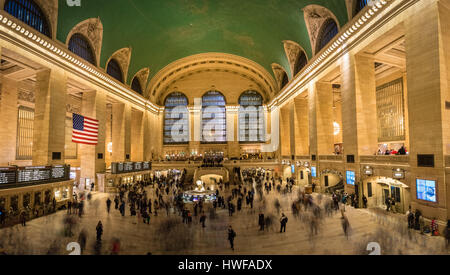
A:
148 53 277 105
57 0 349 89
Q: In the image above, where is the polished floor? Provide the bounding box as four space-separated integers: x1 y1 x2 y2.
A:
0 184 447 255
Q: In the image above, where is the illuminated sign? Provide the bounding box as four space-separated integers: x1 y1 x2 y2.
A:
416 179 436 203
346 171 356 185
311 167 317 178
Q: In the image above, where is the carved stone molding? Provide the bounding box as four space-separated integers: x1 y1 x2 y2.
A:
66 18 103 67
66 104 81 114
18 89 35 103
132 67 150 96
283 40 307 78
271 63 288 91
107 47 132 83
303 5 340 56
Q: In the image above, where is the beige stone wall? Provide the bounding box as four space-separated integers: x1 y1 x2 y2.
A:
0 75 18 166
294 97 309 156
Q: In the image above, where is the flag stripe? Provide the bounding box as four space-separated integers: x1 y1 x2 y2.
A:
72 113 98 145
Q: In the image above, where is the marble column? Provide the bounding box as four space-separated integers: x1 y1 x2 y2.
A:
294 97 309 156
309 82 334 156
405 0 447 220
32 69 67 166
111 102 131 162
80 90 106 189
131 109 144 162
0 73 18 166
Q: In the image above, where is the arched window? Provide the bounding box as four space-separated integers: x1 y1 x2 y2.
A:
354 0 369 16
239 91 265 143
131 77 143 95
4 0 51 37
68 33 96 65
164 92 189 144
281 71 289 89
316 19 339 53
294 51 308 76
202 91 226 143
106 59 123 83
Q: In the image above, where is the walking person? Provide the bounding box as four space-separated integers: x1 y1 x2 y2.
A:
106 198 112 214
259 213 265 231
444 220 450 249
341 213 350 239
280 213 288 233
228 226 236 251
200 212 207 228
96 221 103 242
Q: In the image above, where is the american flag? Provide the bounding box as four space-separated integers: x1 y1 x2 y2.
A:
72 114 99 145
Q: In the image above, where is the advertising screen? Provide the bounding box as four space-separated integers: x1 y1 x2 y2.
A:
346 171 355 185
311 167 317 178
416 179 436 202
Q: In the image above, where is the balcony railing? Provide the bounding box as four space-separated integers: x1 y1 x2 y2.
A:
359 155 410 164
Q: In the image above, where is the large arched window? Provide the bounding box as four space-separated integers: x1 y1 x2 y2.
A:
106 59 123 83
316 19 339 53
131 77 143 95
164 92 189 144
68 34 96 65
202 91 226 143
239 91 265 143
4 0 51 37
354 0 369 16
294 51 308 76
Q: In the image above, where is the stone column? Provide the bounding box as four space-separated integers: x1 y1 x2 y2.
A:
0 74 18 166
280 105 291 157
131 109 144 162
309 82 334 156
226 106 239 158
143 111 151 161
32 69 67 166
294 97 309 156
340 54 378 157
405 0 447 220
111 102 131 162
80 90 106 189
189 104 201 155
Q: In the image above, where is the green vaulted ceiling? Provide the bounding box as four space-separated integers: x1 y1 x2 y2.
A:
57 0 348 84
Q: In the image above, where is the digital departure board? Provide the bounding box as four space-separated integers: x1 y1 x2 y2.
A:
124 162 134 172
0 167 17 184
51 166 66 179
111 162 152 174
17 166 51 183
134 162 142 171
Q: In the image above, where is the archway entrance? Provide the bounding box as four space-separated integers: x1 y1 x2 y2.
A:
363 177 410 214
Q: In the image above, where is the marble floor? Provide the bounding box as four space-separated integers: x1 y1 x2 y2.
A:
0 185 447 255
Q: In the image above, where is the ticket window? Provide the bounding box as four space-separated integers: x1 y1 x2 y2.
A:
62 188 69 200
0 197 6 212
54 189 62 202
23 193 31 208
44 190 51 205
10 195 19 212
34 192 42 206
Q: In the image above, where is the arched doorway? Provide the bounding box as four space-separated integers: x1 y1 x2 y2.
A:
363 177 410 213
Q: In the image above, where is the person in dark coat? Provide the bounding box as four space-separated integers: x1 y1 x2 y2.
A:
280 213 288 233
228 226 236 251
200 213 207 228
106 198 112 213
258 213 265 231
96 221 103 241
